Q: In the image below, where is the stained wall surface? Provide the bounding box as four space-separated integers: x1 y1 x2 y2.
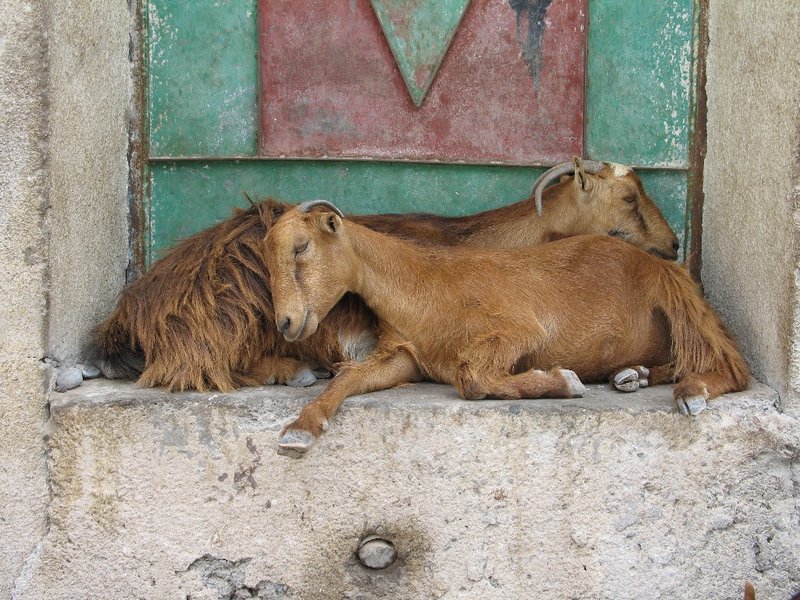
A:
45 1 131 364
0 0 132 595
17 381 800 600
702 0 800 417
0 2 50 596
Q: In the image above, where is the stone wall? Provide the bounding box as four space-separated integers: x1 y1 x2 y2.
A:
0 0 132 596
45 0 131 363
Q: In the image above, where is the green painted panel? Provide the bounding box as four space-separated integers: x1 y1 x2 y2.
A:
147 0 258 157
148 160 544 259
586 0 693 168
148 161 688 262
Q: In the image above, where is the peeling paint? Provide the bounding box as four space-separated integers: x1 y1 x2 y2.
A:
586 0 693 168
508 0 554 87
148 0 258 157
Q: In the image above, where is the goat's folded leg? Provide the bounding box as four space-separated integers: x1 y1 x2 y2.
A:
277 345 422 458
457 367 586 400
247 355 328 387
453 329 585 400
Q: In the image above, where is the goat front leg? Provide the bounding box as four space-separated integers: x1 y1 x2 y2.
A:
277 346 422 458
610 366 652 392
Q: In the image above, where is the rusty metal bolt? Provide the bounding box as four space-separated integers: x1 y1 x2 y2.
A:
357 535 397 569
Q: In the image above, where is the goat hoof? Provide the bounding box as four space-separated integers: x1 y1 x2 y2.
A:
560 369 587 397
677 395 707 416
312 368 333 379
277 429 315 458
613 368 640 392
612 366 649 393
287 368 317 387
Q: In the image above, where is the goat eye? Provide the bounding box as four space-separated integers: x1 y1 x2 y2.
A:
294 241 309 256
624 195 637 204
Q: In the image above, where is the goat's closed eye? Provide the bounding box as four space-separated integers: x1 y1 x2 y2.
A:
294 241 309 256
623 195 637 204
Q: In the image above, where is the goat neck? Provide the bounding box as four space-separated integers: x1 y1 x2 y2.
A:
447 181 575 247
345 223 444 330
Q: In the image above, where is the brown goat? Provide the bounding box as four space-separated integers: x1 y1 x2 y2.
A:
265 201 748 457
91 158 679 392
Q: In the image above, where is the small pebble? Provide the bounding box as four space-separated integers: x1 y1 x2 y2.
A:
77 363 101 379
55 367 83 392
357 536 397 570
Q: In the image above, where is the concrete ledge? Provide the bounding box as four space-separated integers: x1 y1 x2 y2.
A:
17 380 800 599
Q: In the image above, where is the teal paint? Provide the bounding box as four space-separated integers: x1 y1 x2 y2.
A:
147 0 258 157
638 170 688 256
143 1 697 264
370 0 472 106
586 0 693 168
148 160 544 259
148 161 686 261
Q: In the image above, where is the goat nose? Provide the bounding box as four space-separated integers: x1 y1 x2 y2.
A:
278 316 292 334
673 240 681 252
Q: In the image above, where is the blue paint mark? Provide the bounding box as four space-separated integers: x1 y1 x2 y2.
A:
508 0 553 88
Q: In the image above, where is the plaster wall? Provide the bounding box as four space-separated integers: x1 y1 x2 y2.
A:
45 0 131 363
0 1 52 596
0 0 132 595
703 1 800 416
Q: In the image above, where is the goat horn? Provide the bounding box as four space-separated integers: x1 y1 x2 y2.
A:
532 160 607 216
297 200 345 218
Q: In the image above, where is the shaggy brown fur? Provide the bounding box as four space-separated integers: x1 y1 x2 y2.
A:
91 161 680 391
266 205 749 456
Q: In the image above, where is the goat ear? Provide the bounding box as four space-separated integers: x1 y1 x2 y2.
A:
317 212 342 235
572 156 593 194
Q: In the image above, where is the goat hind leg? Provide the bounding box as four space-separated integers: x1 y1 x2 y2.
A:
673 371 745 416
277 345 422 458
455 330 585 400
459 366 586 400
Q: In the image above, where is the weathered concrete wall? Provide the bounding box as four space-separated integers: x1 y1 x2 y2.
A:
45 0 131 363
0 1 52 597
16 380 800 600
703 1 800 417
0 0 132 595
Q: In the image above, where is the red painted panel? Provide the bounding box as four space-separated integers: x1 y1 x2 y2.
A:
259 0 585 165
